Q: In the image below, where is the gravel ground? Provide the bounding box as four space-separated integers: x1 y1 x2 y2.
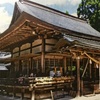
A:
0 96 25 100
0 94 100 100
58 94 100 100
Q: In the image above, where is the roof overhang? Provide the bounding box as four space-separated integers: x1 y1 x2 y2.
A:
54 34 100 54
0 64 9 70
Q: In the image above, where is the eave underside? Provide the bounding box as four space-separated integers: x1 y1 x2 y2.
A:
0 13 62 51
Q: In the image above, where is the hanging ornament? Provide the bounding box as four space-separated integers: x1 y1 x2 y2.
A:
89 59 92 64
96 64 99 69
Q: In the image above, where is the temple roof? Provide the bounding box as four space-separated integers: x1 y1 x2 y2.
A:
0 0 100 51
54 34 100 51
63 34 100 50
53 34 100 56
13 0 100 37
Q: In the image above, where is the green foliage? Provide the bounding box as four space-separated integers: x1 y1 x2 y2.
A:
66 11 69 14
77 0 100 32
68 66 76 71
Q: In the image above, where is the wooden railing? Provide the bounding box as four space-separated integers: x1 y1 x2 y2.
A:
0 76 75 86
0 76 75 100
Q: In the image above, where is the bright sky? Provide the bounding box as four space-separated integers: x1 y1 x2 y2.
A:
0 0 81 33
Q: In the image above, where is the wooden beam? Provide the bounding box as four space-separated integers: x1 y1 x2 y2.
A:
70 48 100 55
82 59 89 78
47 53 72 57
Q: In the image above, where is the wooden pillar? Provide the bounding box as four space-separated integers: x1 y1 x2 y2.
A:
10 50 13 76
41 37 45 74
30 42 33 72
80 79 83 96
64 57 67 74
99 58 100 89
90 64 92 78
36 59 39 74
76 56 81 97
99 64 100 89
21 88 24 100
89 60 92 78
19 46 22 73
13 86 16 98
30 42 32 53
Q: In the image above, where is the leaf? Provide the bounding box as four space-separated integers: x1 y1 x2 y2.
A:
77 0 100 32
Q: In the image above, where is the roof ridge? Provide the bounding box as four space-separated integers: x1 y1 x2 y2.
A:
19 0 87 23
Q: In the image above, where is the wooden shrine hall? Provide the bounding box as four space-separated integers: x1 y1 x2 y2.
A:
0 0 100 99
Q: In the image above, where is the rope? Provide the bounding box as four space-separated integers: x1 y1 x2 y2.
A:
83 52 100 64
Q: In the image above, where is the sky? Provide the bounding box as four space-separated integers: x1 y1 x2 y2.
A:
0 0 81 33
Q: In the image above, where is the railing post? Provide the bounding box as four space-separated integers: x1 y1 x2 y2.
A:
31 90 35 100
21 88 25 100
81 79 83 96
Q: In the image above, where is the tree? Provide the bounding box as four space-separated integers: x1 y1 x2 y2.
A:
77 0 100 32
66 11 69 14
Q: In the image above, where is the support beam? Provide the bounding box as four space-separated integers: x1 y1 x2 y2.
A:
76 56 81 97
82 59 89 78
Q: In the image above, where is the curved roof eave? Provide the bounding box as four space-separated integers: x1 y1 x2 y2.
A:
0 12 28 39
1 0 100 40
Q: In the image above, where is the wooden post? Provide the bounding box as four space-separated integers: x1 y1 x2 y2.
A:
19 46 22 73
89 60 92 79
99 58 100 89
99 64 100 89
80 79 83 96
30 42 33 72
76 56 81 97
21 88 25 100
64 57 67 74
31 90 35 100
41 37 45 74
36 59 39 74
13 86 16 99
51 90 54 100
